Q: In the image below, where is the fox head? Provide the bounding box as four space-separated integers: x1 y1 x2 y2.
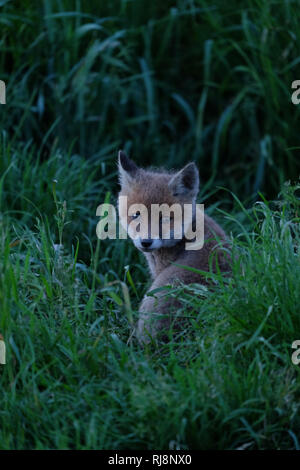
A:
118 151 199 252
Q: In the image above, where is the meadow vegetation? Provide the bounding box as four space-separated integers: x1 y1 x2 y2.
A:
0 0 300 449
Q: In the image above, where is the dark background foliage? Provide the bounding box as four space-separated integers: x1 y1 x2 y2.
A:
1 0 300 201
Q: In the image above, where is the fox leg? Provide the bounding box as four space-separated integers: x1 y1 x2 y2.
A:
136 266 193 343
136 264 207 344
137 286 181 344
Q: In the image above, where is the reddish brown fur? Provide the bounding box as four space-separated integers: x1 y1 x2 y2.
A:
118 155 231 343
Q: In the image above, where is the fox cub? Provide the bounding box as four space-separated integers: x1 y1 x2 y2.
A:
118 151 230 343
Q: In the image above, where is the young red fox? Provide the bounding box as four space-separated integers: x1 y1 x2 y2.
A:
118 151 230 343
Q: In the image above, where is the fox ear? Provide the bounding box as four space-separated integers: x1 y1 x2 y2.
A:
168 162 199 197
118 150 138 187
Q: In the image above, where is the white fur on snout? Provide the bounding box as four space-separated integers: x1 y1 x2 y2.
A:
134 238 163 251
134 237 181 251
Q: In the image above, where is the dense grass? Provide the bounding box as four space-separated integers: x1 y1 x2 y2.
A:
1 0 300 200
1 0 300 450
0 142 300 449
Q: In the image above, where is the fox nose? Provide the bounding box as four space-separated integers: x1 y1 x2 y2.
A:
141 239 153 248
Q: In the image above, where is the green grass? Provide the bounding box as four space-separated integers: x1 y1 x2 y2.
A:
0 141 300 449
1 0 300 450
1 0 300 200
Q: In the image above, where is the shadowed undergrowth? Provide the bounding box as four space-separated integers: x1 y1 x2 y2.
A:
1 0 300 201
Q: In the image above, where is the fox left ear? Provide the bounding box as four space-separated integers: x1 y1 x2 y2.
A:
118 150 138 187
168 162 199 197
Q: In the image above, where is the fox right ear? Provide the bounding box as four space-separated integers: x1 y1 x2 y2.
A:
168 162 199 198
118 151 138 187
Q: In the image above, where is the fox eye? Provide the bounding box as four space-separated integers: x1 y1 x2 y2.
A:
131 211 140 220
